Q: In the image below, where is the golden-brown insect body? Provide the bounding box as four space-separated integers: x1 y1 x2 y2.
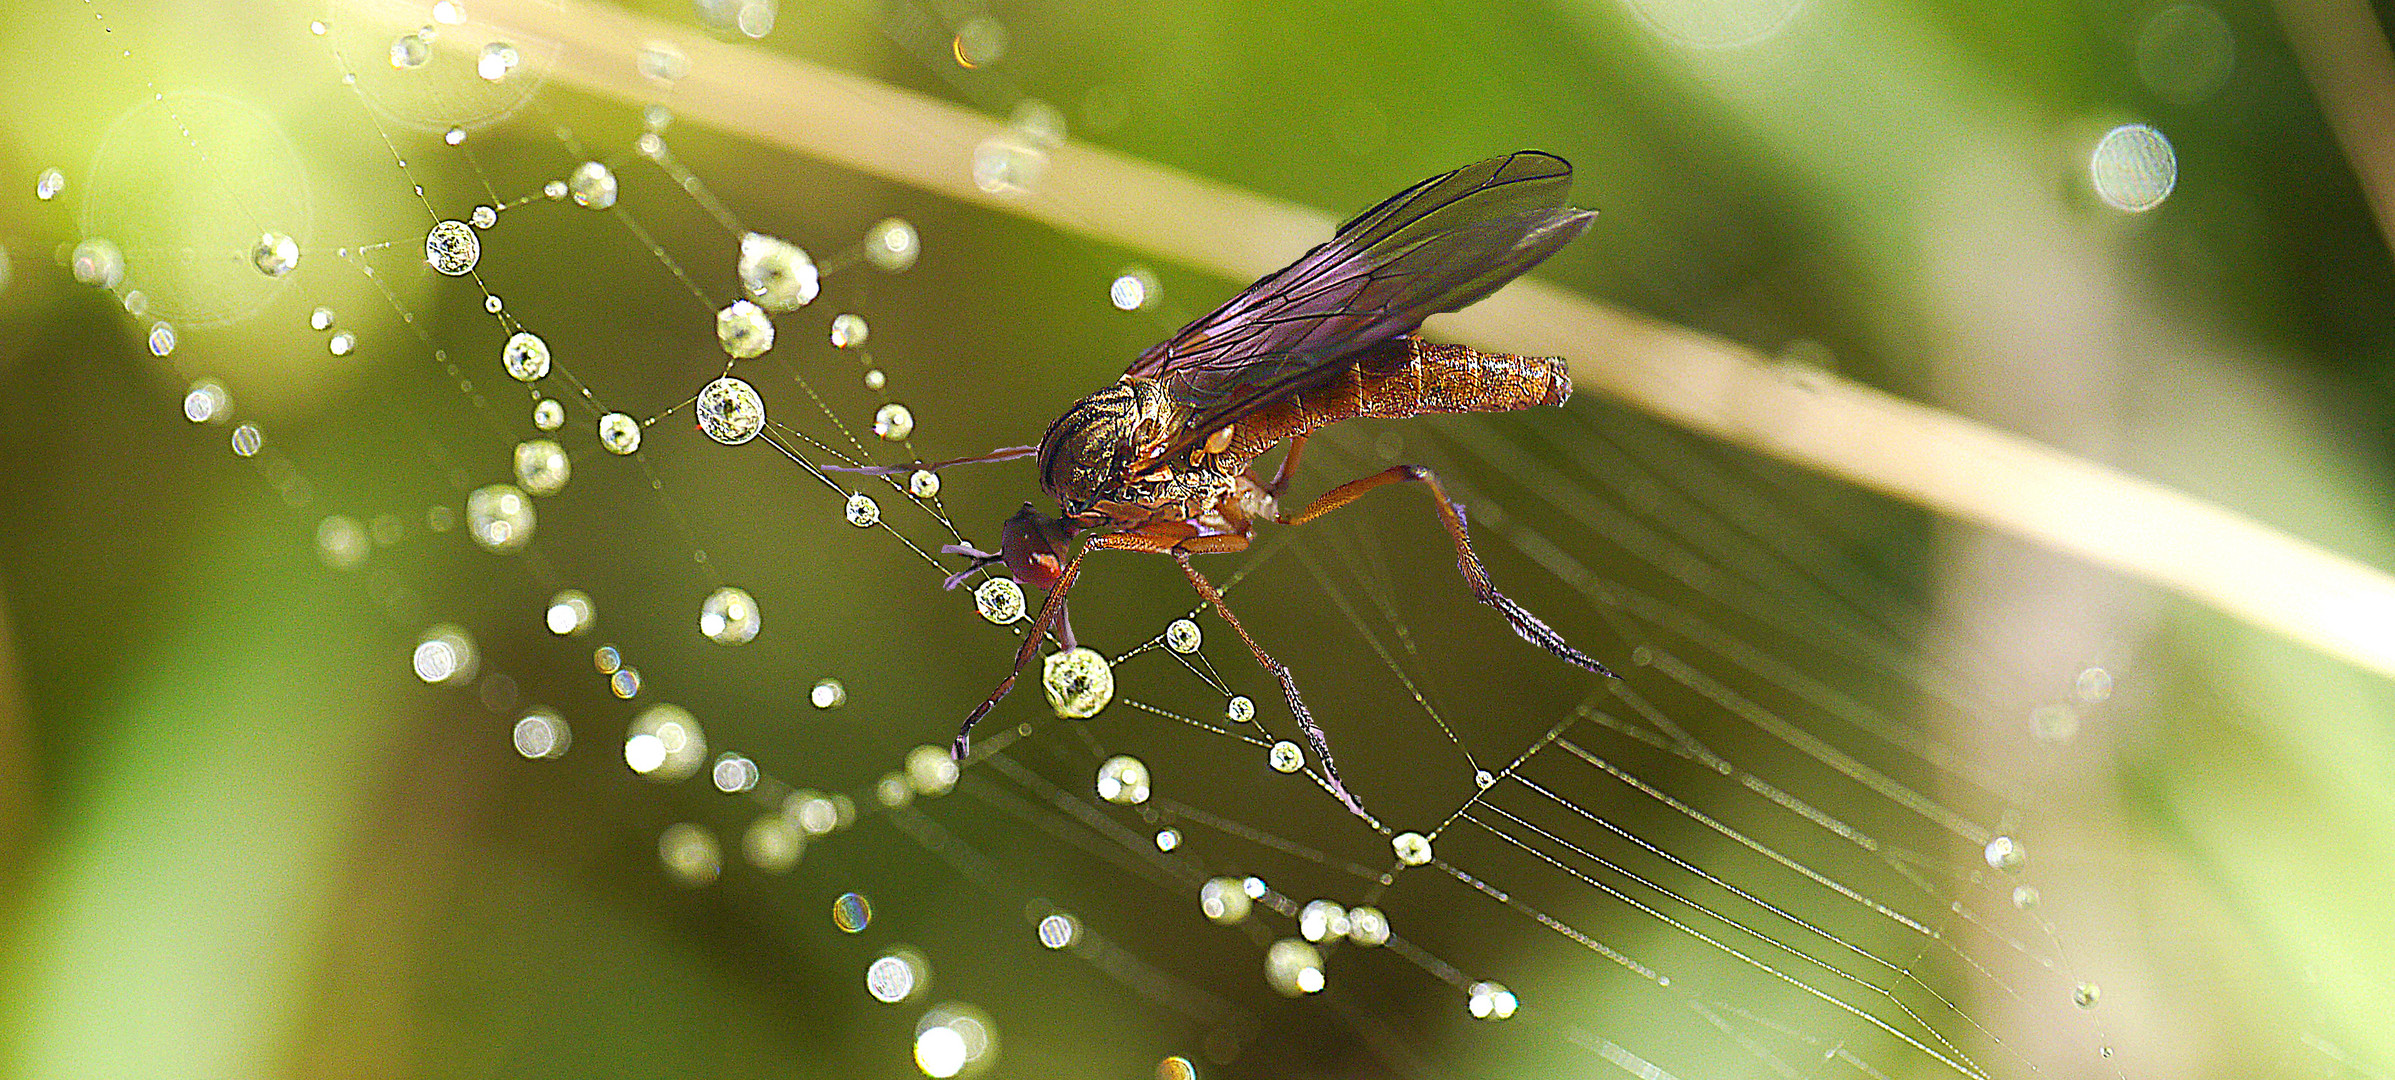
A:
1222 337 1570 462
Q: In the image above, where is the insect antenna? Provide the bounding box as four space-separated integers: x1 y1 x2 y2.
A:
823 444 1039 477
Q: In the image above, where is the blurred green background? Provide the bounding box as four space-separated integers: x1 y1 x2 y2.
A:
3 0 2395 1077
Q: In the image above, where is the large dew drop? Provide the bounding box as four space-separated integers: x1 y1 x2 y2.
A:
597 412 641 455
512 439 570 495
426 220 480 275
699 585 761 644
696 376 765 444
251 232 299 277
1095 755 1151 804
501 331 550 381
1042 648 1113 718
973 577 1025 624
715 299 774 358
465 484 534 552
567 161 617 209
737 232 818 310
1264 939 1325 996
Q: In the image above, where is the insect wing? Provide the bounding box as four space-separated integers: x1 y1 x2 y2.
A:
1124 151 1594 446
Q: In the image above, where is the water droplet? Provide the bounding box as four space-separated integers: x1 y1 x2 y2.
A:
1164 618 1201 654
542 179 566 200
1264 939 1324 996
309 19 326 35
316 514 368 569
1392 831 1433 866
532 397 564 430
432 1 466 24
251 232 298 277
310 306 334 331
970 135 1046 195
735 234 820 312
1009 99 1066 148
2091 124 2176 212
1267 740 1303 773
1036 912 1079 949
1110 267 1159 311
637 40 690 82
863 368 887 390
470 205 498 229
711 751 759 793
2073 982 2100 1009
442 127 466 147
1042 648 1114 718
658 822 720 886
830 312 869 348
465 483 535 552
832 891 873 932
699 585 761 644
912 1004 995 1078
597 412 641 454
865 217 919 271
1199 878 1251 924
715 299 774 358
952 15 1007 67
635 132 663 158
1225 695 1254 724
328 330 356 356
873 402 915 441
1347 905 1389 946
567 161 617 209
973 577 1025 624
810 677 847 709
625 703 706 781
1154 828 1180 851
643 105 672 132
545 589 594 635
1475 769 1497 789
1096 755 1151 804
883 773 920 804
512 708 570 759
71 238 123 289
2074 666 2114 704
1299 900 1349 942
183 379 229 423
593 646 620 674
867 949 925 1003
743 813 802 870
389 32 430 69
844 492 881 527
1157 1056 1197 1080
36 168 64 201
413 624 477 684
907 744 959 795
425 219 480 275
477 40 519 81
146 321 176 357
512 438 570 495
1467 980 1518 1020
2012 885 2040 909
230 423 264 457
696 376 766 444
614 667 643 697
908 470 940 498
1985 835 2026 871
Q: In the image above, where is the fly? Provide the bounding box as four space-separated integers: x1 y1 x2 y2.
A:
854 151 1616 817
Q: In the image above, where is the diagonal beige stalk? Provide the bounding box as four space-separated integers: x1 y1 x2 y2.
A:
469 0 2395 684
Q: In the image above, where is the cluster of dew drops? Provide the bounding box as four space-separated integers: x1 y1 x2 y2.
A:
27 8 1580 1072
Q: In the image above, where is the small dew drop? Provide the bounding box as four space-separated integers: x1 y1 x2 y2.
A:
1158 1056 1198 1080
1298 900 1349 943
310 306 334 331
36 168 65 200
1985 835 2026 872
1037 912 1079 949
1263 939 1324 996
973 577 1025 624
908 470 940 498
532 398 565 430
2012 885 2041 909
545 590 595 635
542 179 566 200
1164 618 1201 654
1267 741 1303 773
483 295 503 313
465 484 535 553
70 238 124 289
1199 878 1250 924
1392 831 1433 866
2091 123 2177 213
1110 267 1159 311
425 219 480 275
2074 666 2114 704
470 204 497 229
830 312 869 348
2073 982 2100 1009
412 624 477 684
743 813 802 871
512 439 570 495
832 891 873 932
635 132 663 159
183 379 230 424
715 299 775 358
1096 755 1152 805
1225 695 1254 724
873 402 915 441
637 41 690 82
230 423 264 457
1467 981 1519 1020
970 135 1046 195
2030 703 2080 744
865 217 919 272
844 492 881 527
863 368 887 391
810 677 847 709
658 823 721 887
328 330 357 356
443 127 465 146
1475 769 1497 789
711 752 759 793
699 585 761 644
625 704 706 781
907 744 959 795
597 412 641 455
251 232 299 277
501 331 551 381
477 40 520 81
567 161 618 209
1154 828 1180 852
513 709 570 759
147 321 176 357
389 32 430 69
867 950 923 1003
952 15 1007 68
1346 905 1389 946
696 376 766 444
316 515 368 569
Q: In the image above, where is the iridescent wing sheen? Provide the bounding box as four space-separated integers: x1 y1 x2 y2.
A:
1124 151 1595 452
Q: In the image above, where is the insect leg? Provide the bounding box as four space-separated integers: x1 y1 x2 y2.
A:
1264 435 1309 498
1169 548 1368 818
1279 465 1617 679
952 531 1171 760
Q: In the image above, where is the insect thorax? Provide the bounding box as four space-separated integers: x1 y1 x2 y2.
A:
1038 378 1214 518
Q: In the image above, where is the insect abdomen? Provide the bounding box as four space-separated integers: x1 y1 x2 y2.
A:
1251 337 1570 444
